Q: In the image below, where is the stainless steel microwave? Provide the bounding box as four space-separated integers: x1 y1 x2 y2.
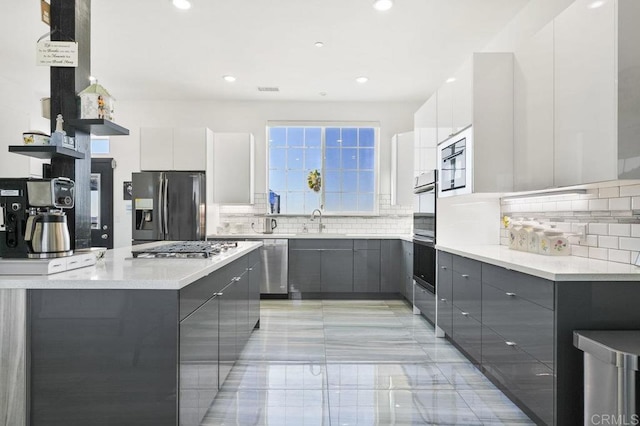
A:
437 125 473 197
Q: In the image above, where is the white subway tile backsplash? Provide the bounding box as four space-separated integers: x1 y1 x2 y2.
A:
588 223 609 235
598 235 618 249
556 201 572 211
542 202 557 211
599 187 620 198
588 199 608 211
572 245 589 257
620 184 640 197
608 249 631 264
609 223 631 237
585 235 598 247
609 197 631 211
619 237 640 251
588 247 608 260
632 224 640 238
632 197 640 210
571 200 589 211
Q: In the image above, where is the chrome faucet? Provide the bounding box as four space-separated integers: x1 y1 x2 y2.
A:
310 209 324 233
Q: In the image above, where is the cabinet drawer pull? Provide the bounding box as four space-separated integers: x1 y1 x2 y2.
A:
216 292 224 296
505 341 517 347
441 266 447 270
440 298 447 302
461 312 469 316
506 292 516 297
461 274 469 278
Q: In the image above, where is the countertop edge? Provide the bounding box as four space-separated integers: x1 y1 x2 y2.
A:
436 244 640 282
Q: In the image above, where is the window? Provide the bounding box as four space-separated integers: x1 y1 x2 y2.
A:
268 124 378 215
91 138 110 154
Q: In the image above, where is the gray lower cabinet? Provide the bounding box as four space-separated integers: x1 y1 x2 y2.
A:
321 249 354 292
381 240 402 293
414 283 435 323
288 249 322 292
354 248 381 292
401 240 413 303
248 251 261 328
451 305 482 363
179 295 219 426
437 252 453 337
218 280 237 387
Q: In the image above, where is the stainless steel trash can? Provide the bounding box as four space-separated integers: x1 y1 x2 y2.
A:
574 331 640 426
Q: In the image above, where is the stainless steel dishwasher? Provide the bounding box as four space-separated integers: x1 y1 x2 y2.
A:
260 239 288 296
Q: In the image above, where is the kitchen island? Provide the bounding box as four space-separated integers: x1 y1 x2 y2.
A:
436 244 640 425
0 241 263 426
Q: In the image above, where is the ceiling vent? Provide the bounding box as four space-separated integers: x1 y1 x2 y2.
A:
257 86 280 92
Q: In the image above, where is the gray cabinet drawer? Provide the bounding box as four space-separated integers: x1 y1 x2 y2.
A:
354 239 381 250
289 239 353 250
482 327 554 426
415 282 435 323
482 283 554 366
437 295 453 337
482 263 554 310
438 251 453 269
452 306 482 363
452 273 482 319
354 249 381 292
452 255 481 281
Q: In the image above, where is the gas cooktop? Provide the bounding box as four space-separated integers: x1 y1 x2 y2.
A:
131 241 238 259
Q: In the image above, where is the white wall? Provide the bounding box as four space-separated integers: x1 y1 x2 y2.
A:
101 100 419 248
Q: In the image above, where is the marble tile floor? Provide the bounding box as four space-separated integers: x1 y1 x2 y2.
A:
201 299 535 425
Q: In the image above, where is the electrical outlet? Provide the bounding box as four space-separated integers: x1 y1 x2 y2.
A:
575 224 587 244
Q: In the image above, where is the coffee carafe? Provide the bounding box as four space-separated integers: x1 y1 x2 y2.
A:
24 178 74 258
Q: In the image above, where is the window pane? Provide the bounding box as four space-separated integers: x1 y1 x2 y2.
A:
288 128 304 146
359 148 375 170
325 148 341 170
325 171 341 192
325 192 341 211
358 194 375 211
305 148 322 171
342 194 358 212
270 148 286 169
287 170 306 191
287 192 304 212
278 193 288 214
269 127 286 147
91 138 110 154
359 128 375 147
343 171 357 192
326 128 341 147
304 191 321 214
305 128 321 147
269 170 286 192
342 148 358 170
287 148 304 170
341 128 357 147
359 171 375 193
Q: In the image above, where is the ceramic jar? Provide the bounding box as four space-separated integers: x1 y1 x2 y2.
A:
528 223 546 254
540 228 570 256
509 221 522 250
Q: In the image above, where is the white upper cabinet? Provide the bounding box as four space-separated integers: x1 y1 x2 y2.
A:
554 0 617 186
436 79 454 144
212 133 255 204
391 132 415 206
513 21 554 191
140 127 211 171
452 58 473 135
414 95 438 176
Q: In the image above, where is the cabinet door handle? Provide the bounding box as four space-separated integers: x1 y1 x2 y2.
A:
461 274 469 278
505 341 517 347
440 298 447 302
506 292 516 297
441 266 447 270
216 292 224 296
461 312 469 316
247 267 253 271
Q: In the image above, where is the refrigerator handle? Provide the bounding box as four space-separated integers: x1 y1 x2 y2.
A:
157 176 165 239
163 176 169 237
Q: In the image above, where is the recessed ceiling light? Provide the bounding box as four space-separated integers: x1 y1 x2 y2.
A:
223 75 236 82
373 0 393 11
172 0 191 9
588 0 605 8
355 76 369 84
314 42 325 48
446 77 456 83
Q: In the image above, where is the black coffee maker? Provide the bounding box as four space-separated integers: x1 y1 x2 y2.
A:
0 177 74 258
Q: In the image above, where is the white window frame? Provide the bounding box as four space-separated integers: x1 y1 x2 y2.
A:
266 120 380 216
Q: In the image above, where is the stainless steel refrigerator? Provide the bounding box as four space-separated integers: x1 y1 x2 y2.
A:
132 171 206 242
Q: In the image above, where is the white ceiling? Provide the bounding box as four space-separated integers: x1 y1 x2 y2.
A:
3 0 531 103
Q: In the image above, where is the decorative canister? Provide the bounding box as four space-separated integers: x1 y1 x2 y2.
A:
540 228 570 256
528 223 546 254
516 223 530 251
509 221 522 250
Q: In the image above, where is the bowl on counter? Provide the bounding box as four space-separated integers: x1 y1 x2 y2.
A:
23 131 50 145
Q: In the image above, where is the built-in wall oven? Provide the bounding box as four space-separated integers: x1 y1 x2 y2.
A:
413 170 437 294
438 125 473 197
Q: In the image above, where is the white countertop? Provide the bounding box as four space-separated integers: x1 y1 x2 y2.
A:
437 244 640 282
0 241 262 290
208 233 414 242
